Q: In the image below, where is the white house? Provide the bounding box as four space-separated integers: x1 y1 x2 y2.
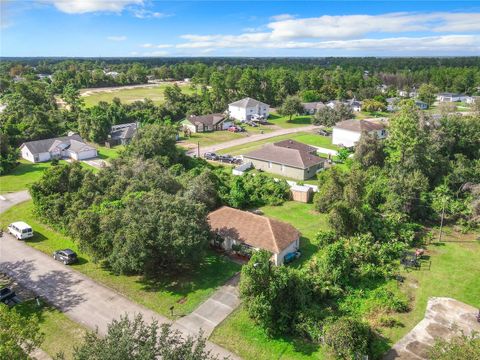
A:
228 97 269 122
465 96 479 105
20 135 97 163
436 93 468 102
208 206 300 266
332 119 387 148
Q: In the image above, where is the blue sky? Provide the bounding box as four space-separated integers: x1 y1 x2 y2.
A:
1 1 480 57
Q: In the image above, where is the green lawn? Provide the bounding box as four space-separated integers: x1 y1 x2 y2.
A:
14 300 86 359
94 144 124 160
218 131 338 156
0 201 241 319
82 83 196 107
268 114 313 128
377 229 480 348
0 160 52 194
181 131 246 148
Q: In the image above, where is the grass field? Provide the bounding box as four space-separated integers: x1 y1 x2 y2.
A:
218 132 338 156
82 83 196 107
0 160 52 194
15 300 86 359
268 114 313 128
0 201 241 319
94 144 124 160
181 131 246 148
211 225 480 360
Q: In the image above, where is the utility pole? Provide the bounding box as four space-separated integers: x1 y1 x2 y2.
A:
197 141 200 158
438 198 446 243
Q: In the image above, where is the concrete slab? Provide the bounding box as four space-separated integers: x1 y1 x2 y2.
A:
384 297 480 360
174 273 241 337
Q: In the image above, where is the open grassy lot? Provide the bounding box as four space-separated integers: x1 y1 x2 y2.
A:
218 131 338 156
212 226 480 360
0 201 241 319
0 160 52 194
268 113 313 128
180 131 246 148
82 83 196 107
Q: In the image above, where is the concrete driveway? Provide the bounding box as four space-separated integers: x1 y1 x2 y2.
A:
0 190 31 214
0 230 239 359
176 273 240 337
385 297 480 359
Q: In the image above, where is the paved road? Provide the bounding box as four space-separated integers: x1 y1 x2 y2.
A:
0 190 31 213
190 124 320 156
176 273 240 337
0 233 239 359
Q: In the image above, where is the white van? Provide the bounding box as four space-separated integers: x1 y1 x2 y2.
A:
7 222 34 240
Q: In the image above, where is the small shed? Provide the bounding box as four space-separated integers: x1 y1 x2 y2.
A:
232 161 252 176
290 185 313 203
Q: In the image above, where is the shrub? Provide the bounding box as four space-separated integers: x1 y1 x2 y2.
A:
323 317 374 360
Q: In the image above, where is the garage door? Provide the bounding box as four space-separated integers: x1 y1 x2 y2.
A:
77 149 98 160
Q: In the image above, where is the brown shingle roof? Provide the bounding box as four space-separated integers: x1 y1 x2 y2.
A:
335 119 385 132
274 139 317 154
207 206 299 254
243 142 325 169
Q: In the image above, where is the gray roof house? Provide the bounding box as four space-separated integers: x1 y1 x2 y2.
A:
181 113 231 133
20 134 97 163
243 139 325 180
302 102 325 114
228 97 270 122
108 123 138 146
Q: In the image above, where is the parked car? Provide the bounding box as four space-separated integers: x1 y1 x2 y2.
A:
53 249 78 265
284 251 301 264
228 125 244 133
245 121 258 127
232 156 243 165
7 221 33 240
0 287 21 307
204 152 218 160
0 287 15 303
219 155 235 163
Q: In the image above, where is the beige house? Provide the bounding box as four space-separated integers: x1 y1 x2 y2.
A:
243 139 326 180
208 206 300 266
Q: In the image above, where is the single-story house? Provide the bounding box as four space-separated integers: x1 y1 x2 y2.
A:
181 113 232 133
436 93 468 102
290 184 314 203
232 161 253 176
346 99 362 112
20 134 97 163
386 97 399 112
332 119 387 148
208 206 300 266
107 122 137 146
415 100 429 110
243 139 326 180
302 102 325 115
326 100 343 109
228 97 270 122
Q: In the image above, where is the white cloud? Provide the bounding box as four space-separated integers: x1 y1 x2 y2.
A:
270 14 295 21
107 35 127 41
172 11 480 54
132 9 171 19
43 0 143 14
140 43 172 48
143 50 169 56
267 12 480 40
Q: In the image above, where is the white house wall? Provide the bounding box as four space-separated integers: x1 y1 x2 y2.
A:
274 238 300 266
332 128 361 147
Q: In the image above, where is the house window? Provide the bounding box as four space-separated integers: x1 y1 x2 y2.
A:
268 162 272 168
